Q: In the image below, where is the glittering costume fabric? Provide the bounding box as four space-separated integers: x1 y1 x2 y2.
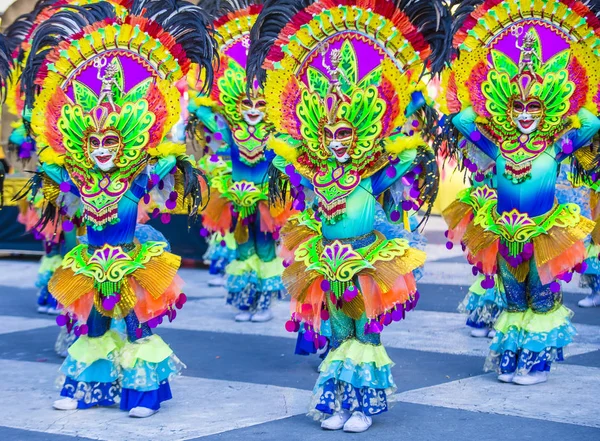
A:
441 0 600 376
249 0 445 418
19 0 216 410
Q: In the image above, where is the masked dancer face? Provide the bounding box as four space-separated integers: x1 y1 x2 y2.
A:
88 130 121 172
240 96 266 126
511 99 543 135
323 121 354 163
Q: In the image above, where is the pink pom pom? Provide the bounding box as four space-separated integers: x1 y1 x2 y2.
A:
285 320 296 332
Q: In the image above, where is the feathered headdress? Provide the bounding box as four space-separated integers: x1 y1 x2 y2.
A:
193 0 269 166
21 0 217 226
440 0 600 175
248 0 447 175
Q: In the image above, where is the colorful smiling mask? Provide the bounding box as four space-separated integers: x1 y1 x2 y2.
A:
442 0 600 183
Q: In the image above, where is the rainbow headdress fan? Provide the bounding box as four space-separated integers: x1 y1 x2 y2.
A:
22 0 215 230
207 0 269 166
442 0 600 181
248 0 445 221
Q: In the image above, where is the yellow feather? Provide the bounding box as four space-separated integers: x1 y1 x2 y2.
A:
384 134 426 155
39 147 65 166
267 136 299 164
148 141 187 158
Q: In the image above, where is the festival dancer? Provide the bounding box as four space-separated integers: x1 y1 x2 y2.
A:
248 0 444 432
189 0 292 323
441 0 600 385
20 0 216 416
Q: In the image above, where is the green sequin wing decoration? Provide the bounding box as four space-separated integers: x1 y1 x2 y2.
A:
358 67 382 89
117 78 152 108
541 50 570 77
490 50 519 79
58 103 94 167
339 40 358 94
73 81 99 113
110 58 125 103
297 87 327 161
482 70 517 134
107 100 156 169
339 86 385 160
217 58 246 124
307 66 329 98
531 69 574 132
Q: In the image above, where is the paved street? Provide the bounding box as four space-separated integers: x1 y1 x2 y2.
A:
0 216 598 440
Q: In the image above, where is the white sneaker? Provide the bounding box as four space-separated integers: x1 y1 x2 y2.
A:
129 407 158 418
321 409 351 430
37 306 49 314
497 372 515 383
578 293 600 308
53 397 78 410
470 328 490 338
47 307 62 315
487 329 497 338
208 276 226 287
235 311 252 322
343 411 373 433
512 371 548 385
251 310 274 322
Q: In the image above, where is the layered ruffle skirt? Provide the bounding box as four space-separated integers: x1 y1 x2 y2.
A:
282 211 425 417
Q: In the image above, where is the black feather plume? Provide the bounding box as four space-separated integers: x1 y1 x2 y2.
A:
0 158 7 208
176 157 209 225
265 161 289 206
414 145 440 228
394 0 450 76
130 0 218 94
246 0 314 87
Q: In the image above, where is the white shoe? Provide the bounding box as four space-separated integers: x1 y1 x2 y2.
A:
53 397 78 410
37 306 49 314
578 293 600 308
470 328 490 338
251 310 274 322
129 407 158 418
497 372 515 383
487 329 496 338
235 311 252 322
46 307 62 315
343 411 372 433
321 409 351 430
208 276 226 287
512 371 548 385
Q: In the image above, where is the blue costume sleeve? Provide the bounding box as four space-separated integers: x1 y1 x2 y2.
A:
131 156 177 199
41 163 79 196
556 108 600 161
453 107 499 160
371 148 417 196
